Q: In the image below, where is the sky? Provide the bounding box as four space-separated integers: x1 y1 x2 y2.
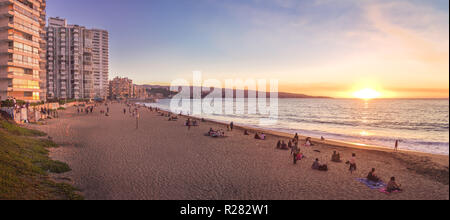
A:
47 0 449 98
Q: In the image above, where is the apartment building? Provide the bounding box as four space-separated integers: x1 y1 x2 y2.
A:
46 17 94 100
0 0 46 102
92 29 108 99
133 84 148 100
109 76 132 100
46 17 109 100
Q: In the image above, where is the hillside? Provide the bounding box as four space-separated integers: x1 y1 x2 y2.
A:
0 116 82 200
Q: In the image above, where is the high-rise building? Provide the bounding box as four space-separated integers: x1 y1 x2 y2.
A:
0 0 46 102
46 17 94 100
92 29 108 99
46 17 108 100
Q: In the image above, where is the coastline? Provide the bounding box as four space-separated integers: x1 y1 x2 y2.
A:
138 103 449 185
138 101 449 159
28 103 449 200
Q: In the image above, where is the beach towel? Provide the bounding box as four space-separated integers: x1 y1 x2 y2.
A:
379 188 402 195
356 178 387 190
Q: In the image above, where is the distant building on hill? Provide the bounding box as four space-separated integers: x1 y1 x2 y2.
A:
132 84 148 100
109 77 132 99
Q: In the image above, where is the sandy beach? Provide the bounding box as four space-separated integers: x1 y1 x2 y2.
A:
28 103 449 200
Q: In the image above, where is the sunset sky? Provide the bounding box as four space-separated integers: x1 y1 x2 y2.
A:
47 0 449 98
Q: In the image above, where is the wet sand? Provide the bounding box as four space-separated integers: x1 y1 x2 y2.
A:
29 103 449 200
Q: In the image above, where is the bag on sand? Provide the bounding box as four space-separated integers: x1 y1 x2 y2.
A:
319 165 328 171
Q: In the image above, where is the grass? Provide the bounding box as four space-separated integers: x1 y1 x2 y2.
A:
0 120 46 137
0 117 83 200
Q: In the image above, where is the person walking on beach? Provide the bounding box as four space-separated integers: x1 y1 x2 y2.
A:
294 133 299 143
230 122 234 131
187 118 191 130
349 153 357 174
124 108 126 115
136 112 140 129
395 140 399 152
292 143 300 165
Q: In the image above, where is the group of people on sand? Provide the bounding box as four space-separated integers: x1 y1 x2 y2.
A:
206 128 225 138
367 168 402 193
185 118 199 129
77 105 94 115
254 132 266 140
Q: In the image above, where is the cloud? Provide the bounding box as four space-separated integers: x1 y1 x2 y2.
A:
365 1 449 64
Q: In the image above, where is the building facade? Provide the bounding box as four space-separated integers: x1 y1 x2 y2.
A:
46 17 108 100
0 0 46 102
92 29 108 99
46 17 93 100
133 84 148 99
109 76 132 100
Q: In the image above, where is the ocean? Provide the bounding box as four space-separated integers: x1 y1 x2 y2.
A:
143 98 449 155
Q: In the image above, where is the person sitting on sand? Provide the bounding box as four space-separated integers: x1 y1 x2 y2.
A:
281 141 288 150
312 158 328 171
305 137 312 146
312 158 321 170
260 133 266 140
207 128 214 136
331 151 342 163
244 130 250 136
367 168 381 182
386 177 402 193
321 136 325 141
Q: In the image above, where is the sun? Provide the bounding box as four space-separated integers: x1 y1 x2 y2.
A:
353 88 381 100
